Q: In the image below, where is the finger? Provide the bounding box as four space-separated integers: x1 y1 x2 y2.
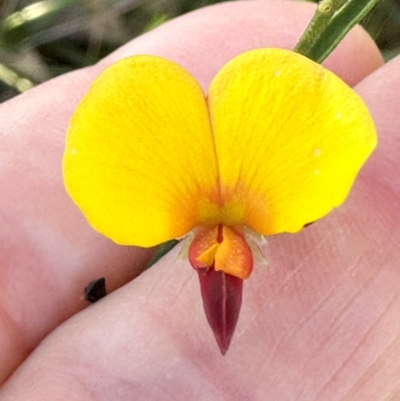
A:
356 55 400 188
0 0 383 386
0 73 154 380
101 0 382 88
325 55 400 401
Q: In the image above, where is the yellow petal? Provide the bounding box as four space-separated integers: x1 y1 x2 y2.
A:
207 48 377 234
63 56 218 246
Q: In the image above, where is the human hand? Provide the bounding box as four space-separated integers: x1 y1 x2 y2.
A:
1 1 398 399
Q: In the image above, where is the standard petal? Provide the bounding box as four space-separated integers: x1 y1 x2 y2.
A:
63 56 218 246
208 48 377 235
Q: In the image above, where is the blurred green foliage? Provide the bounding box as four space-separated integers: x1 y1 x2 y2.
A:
0 0 229 101
0 0 399 102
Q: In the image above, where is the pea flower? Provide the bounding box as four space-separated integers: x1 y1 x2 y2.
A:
63 48 377 354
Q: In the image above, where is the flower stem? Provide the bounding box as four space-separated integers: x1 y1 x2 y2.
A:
294 0 382 63
145 239 179 269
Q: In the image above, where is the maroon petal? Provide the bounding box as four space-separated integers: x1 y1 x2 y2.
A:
197 266 243 355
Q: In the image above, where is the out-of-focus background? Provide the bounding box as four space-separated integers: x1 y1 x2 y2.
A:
0 0 399 102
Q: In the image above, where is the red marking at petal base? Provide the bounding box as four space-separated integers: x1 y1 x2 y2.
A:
197 265 243 355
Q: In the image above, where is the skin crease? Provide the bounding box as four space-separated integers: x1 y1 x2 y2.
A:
1 0 400 399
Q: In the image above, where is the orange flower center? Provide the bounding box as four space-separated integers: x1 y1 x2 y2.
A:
188 224 253 279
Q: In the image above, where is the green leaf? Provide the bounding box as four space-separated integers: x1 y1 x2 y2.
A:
145 239 180 269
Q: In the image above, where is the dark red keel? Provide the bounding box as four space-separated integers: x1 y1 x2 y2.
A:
197 265 243 355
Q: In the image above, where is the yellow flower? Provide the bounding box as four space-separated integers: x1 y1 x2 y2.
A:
63 48 376 281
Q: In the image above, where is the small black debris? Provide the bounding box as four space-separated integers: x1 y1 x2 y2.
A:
84 277 107 303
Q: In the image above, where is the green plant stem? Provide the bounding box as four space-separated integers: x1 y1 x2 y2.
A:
294 0 382 63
